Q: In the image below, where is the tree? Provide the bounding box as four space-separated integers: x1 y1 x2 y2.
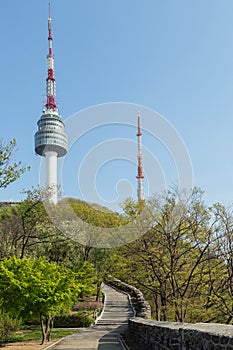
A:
0 187 58 259
54 197 126 257
0 257 95 344
110 187 217 322
0 138 30 188
207 203 233 323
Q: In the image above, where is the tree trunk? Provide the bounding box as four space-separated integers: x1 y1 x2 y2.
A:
47 317 54 341
83 245 92 261
40 314 53 344
153 292 161 321
161 294 167 321
40 313 46 345
226 315 233 324
95 281 101 301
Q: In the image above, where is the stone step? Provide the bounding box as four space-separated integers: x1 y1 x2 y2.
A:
51 283 130 349
97 321 128 325
102 309 132 312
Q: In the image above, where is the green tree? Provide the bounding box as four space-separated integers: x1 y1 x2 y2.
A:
55 197 125 259
0 257 95 344
0 138 30 188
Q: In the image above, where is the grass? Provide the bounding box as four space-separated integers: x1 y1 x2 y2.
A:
1 325 77 343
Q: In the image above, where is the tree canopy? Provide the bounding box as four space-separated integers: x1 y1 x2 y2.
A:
0 256 95 344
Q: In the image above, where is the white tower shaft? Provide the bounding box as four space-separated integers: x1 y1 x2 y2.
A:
45 151 57 204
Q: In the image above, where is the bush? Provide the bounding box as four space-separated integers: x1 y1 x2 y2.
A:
0 310 22 341
54 314 94 328
73 301 103 311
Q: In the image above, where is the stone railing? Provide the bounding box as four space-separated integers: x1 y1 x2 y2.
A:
104 275 151 319
128 317 233 350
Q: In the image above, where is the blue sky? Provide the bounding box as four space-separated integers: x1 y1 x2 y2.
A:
1 0 233 210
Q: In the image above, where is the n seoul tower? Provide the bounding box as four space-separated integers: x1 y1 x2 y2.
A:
136 112 144 202
34 4 67 203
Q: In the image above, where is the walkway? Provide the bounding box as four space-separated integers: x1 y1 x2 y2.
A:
48 283 134 350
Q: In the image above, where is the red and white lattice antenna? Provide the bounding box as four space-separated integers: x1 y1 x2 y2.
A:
136 111 144 202
45 3 57 110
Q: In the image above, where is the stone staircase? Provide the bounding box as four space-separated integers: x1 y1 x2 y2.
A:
96 283 135 326
47 282 134 349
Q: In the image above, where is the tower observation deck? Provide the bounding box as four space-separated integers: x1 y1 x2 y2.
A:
34 5 67 203
35 111 67 158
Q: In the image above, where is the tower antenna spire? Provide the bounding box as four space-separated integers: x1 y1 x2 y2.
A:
46 2 56 110
136 111 144 202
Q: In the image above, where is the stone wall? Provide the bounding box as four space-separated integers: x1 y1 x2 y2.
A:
128 318 233 350
104 275 151 319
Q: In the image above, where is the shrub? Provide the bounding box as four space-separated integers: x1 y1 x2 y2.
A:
73 301 103 311
0 310 22 341
54 314 94 328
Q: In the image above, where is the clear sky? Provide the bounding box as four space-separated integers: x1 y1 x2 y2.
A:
1 0 233 210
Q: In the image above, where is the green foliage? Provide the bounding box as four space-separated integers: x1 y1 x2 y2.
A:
0 310 22 341
0 138 30 188
0 257 81 318
2 184 233 327
110 187 233 324
73 261 97 296
0 187 61 259
122 197 145 218
60 197 123 228
54 314 94 328
55 197 127 262
0 257 95 344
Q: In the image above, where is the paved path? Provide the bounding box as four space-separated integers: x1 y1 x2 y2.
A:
48 283 134 350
